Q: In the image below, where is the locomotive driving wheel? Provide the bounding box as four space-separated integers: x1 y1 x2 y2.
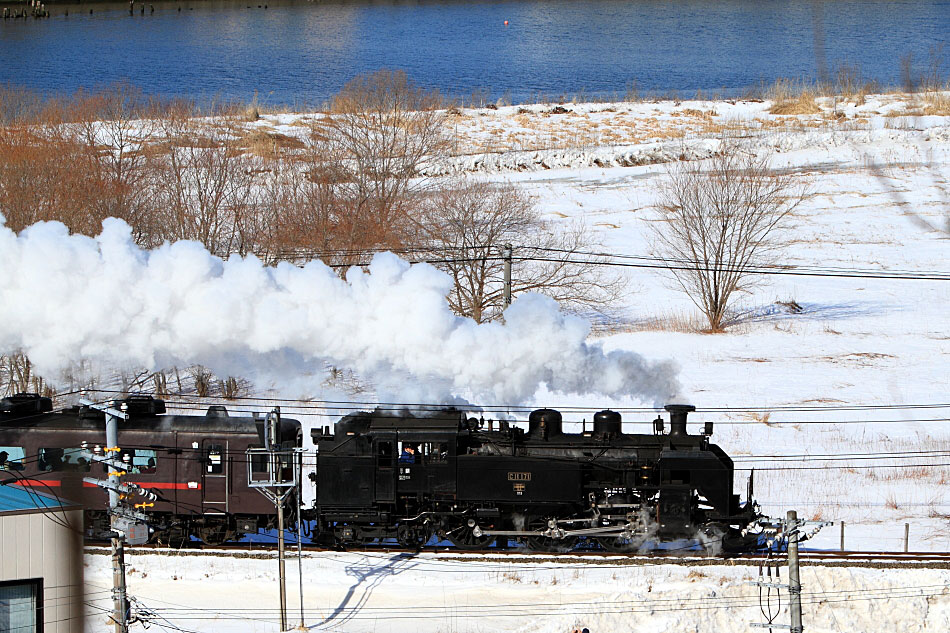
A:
441 517 495 549
521 516 578 553
595 532 648 553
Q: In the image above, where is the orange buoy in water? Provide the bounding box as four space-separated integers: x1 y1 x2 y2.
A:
504 20 509 26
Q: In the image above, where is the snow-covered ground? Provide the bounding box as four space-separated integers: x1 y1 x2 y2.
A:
36 92 950 632
83 549 950 633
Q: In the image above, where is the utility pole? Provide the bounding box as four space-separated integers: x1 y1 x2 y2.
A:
749 511 828 633
787 510 803 633
296 449 306 631
503 243 513 306
80 398 156 633
248 408 297 632
106 407 130 633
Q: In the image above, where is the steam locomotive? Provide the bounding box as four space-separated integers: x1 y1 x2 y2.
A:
1 392 760 551
313 404 760 552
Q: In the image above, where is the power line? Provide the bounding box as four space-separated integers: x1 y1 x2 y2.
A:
67 388 950 414
271 244 950 282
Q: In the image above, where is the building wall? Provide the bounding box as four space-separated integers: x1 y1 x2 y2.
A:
0 508 85 633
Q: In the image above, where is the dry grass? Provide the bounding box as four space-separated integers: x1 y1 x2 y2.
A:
770 91 822 115
922 91 950 115
236 128 305 159
612 310 709 334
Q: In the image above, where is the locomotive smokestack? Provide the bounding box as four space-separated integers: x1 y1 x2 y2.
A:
665 404 695 436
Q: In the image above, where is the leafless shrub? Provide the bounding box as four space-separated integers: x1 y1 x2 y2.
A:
415 179 626 323
315 70 449 251
152 372 169 398
0 352 53 397
148 114 263 256
220 376 243 400
651 144 807 332
190 366 213 397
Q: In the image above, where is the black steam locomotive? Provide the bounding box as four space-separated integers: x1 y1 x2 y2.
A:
1 391 760 552
313 404 760 552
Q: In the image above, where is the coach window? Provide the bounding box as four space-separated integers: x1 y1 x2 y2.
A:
206 445 224 474
0 446 26 471
39 447 91 472
128 449 158 475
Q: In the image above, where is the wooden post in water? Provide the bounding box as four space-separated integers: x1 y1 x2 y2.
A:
840 520 845 551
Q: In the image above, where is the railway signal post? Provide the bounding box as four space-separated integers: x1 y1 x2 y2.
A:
248 408 299 631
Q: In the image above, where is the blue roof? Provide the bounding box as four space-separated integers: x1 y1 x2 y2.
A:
0 483 75 514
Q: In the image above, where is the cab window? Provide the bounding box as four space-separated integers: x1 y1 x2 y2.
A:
424 442 449 464
376 441 393 467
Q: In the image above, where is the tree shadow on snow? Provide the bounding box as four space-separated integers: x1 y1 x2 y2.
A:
723 300 891 328
314 552 420 629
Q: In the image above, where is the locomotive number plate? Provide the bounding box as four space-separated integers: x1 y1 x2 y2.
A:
507 472 532 481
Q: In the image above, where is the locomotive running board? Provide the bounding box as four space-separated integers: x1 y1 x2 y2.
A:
475 525 628 539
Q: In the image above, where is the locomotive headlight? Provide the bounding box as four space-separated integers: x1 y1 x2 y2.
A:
704 421 714 436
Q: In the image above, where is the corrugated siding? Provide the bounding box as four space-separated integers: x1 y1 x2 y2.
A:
0 509 84 632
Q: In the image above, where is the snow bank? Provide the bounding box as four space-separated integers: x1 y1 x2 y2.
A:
83 550 950 633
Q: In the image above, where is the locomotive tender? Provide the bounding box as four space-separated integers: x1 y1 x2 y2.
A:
313 404 760 552
1 392 759 551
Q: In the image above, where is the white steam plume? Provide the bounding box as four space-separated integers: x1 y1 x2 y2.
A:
0 217 679 405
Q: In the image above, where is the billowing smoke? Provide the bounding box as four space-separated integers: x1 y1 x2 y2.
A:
0 217 679 405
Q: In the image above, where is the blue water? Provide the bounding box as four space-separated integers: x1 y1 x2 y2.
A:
0 0 947 105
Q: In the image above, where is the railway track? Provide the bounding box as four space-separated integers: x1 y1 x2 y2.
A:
82 543 950 568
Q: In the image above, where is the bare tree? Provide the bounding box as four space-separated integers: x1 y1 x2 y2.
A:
0 352 53 397
312 69 449 252
72 83 159 245
148 114 262 256
416 180 626 323
652 145 807 331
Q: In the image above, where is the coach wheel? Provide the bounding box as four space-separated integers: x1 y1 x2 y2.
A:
155 525 191 549
199 524 236 546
